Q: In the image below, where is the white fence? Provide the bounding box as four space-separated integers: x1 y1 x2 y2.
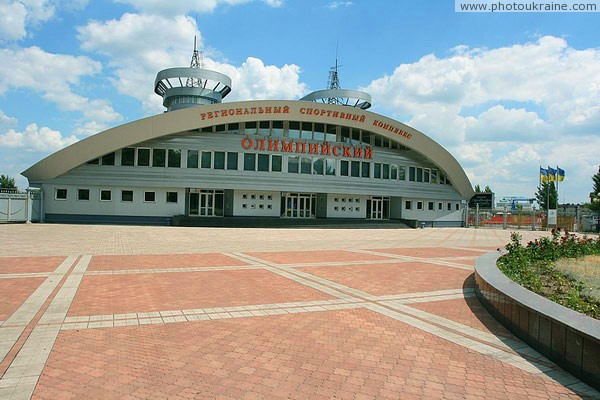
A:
0 190 42 223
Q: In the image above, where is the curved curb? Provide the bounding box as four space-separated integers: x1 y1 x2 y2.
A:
474 252 600 390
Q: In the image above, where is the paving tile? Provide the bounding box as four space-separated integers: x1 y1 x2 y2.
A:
370 247 493 258
0 277 46 320
88 253 250 271
0 256 66 274
68 269 333 316
244 250 396 264
33 309 584 400
298 262 475 296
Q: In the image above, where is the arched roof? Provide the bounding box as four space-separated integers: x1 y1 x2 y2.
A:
23 100 475 199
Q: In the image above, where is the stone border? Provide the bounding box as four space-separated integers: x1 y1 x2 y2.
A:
474 252 600 390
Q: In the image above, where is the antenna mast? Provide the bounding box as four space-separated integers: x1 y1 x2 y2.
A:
187 35 202 87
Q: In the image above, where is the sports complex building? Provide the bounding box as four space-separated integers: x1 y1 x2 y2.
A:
22 45 475 227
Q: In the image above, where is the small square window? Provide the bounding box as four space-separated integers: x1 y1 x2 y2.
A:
356 207 360 212
144 191 156 202
242 204 248 209
334 206 339 211
417 201 423 210
121 190 133 202
405 201 412 210
334 198 339 202
341 207 346 211
259 204 264 209
267 204 272 209
77 189 90 201
342 198 346 202
242 194 247 199
251 204 256 209
166 192 178 203
259 195 264 200
428 201 434 211
447 202 452 211
348 207 353 211
55 188 67 200
355 199 360 203
348 198 353 203
267 195 272 200
251 195 256 199
438 202 443 211
100 190 111 201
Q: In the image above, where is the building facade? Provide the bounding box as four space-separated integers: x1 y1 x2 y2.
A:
23 53 474 226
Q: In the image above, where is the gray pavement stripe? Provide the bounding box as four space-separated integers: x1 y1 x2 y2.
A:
347 249 475 271
83 265 259 276
0 256 77 366
0 255 91 400
280 259 414 268
0 273 52 279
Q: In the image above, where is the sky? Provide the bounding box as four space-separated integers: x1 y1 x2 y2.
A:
0 0 599 204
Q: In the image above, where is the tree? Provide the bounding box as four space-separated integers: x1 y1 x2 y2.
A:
535 181 558 211
484 185 493 193
0 175 16 189
474 184 482 193
590 166 600 213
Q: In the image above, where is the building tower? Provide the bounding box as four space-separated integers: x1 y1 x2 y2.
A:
300 54 372 110
154 36 232 112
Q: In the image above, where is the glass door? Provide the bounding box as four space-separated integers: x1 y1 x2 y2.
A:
370 197 383 219
189 192 199 216
188 189 224 217
282 193 315 218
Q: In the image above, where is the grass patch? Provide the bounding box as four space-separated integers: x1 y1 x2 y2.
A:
497 229 600 319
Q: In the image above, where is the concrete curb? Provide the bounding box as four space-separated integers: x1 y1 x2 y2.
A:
474 252 600 390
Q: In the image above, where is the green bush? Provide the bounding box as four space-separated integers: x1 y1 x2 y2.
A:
497 229 600 319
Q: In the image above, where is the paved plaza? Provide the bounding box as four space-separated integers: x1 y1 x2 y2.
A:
0 224 598 399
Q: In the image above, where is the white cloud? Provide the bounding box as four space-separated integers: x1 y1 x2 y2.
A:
0 46 121 123
0 123 77 152
77 13 306 114
328 1 353 9
465 105 549 141
0 109 18 128
0 0 58 41
113 0 282 15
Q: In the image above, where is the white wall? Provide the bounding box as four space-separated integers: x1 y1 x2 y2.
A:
401 197 463 221
43 184 185 216
233 190 280 216
327 194 367 219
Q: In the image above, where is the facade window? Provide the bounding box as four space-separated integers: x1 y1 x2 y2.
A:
424 168 430 183
456 203 460 211
214 151 226 170
341 127 350 143
313 158 324 175
391 165 398 180
431 169 438 184
227 152 238 170
86 158 99 165
257 154 270 172
144 191 156 202
168 149 181 168
416 167 423 182
324 124 336 142
100 189 111 201
428 201 434 211
137 148 150 166
121 148 135 166
244 153 256 171
351 161 360 177
288 156 299 173
417 201 423 210
398 166 406 180
440 173 446 184
325 158 336 176
383 164 390 179
166 192 178 203
288 121 300 138
187 150 199 168
227 123 239 134
55 188 67 200
215 124 226 133
361 162 370 178
271 155 282 172
272 121 284 137
340 160 349 176
405 200 411 210
374 163 381 179
244 121 257 135
438 202 443 211
301 122 312 139
409 166 416 182
362 131 371 146
201 152 212 169
447 202 452 211
101 152 115 166
300 157 311 174
374 135 382 147
121 190 134 202
201 126 213 133
77 189 90 201
258 121 270 136
152 149 166 167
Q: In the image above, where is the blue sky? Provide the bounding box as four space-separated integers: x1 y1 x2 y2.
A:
1 0 599 204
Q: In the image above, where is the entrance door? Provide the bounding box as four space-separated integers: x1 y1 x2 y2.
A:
369 197 383 219
188 189 224 216
282 193 314 218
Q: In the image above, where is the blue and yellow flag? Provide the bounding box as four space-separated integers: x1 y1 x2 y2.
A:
557 167 565 182
547 166 557 182
540 167 548 183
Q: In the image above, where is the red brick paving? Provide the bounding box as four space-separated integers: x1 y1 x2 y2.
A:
68 269 333 316
0 277 46 320
299 262 475 296
245 250 396 264
33 309 582 400
371 247 492 258
88 253 248 271
0 256 65 274
409 297 517 340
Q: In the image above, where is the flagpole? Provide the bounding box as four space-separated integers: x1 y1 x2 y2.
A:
556 165 559 206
